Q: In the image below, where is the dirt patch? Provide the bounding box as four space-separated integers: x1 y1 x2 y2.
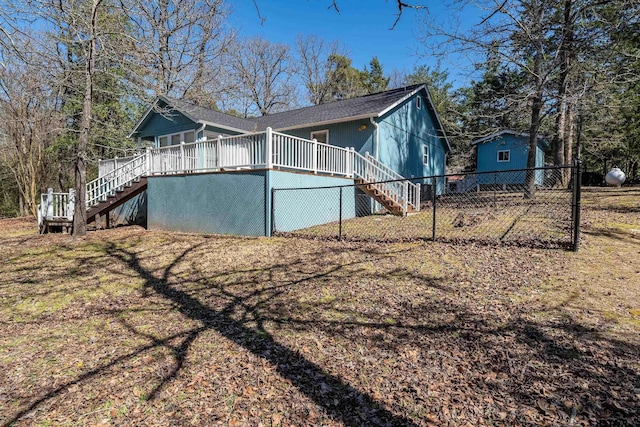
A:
0 188 638 426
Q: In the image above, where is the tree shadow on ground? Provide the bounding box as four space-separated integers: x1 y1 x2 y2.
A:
3 242 425 427
3 235 639 426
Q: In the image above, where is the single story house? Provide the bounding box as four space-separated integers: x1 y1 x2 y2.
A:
472 130 548 186
40 84 451 236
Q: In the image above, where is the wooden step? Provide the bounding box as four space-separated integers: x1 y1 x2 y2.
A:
87 177 148 224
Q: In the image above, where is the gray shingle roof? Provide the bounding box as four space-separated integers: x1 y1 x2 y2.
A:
252 84 425 130
158 96 256 132
150 84 427 133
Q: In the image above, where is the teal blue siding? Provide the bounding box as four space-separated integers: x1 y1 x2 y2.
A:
281 119 374 155
376 91 448 193
147 172 267 236
203 124 243 137
269 171 355 232
476 134 546 185
137 110 197 141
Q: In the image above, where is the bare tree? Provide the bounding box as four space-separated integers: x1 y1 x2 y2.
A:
124 0 231 105
421 0 566 196
0 54 61 218
229 37 295 116
294 35 347 105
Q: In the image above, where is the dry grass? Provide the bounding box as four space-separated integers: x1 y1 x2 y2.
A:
0 188 638 426
281 189 574 247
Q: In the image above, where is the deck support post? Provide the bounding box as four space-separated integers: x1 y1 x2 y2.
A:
145 147 151 175
312 138 318 173
180 142 185 173
348 147 355 178
46 188 54 219
266 127 273 169
67 188 75 220
402 181 408 216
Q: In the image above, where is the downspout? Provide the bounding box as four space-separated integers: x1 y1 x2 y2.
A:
369 116 379 159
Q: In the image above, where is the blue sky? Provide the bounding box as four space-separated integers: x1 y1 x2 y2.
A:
228 1 481 88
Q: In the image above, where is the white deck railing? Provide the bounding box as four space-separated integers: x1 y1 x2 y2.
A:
39 127 418 230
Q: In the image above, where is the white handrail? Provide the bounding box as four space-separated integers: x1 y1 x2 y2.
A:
353 151 420 214
86 153 148 207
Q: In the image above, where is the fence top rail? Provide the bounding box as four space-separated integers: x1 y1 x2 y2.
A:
448 165 575 179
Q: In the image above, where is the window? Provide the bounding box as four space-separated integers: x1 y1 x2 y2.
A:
310 130 329 144
416 96 422 109
423 145 429 165
157 130 195 148
497 150 510 162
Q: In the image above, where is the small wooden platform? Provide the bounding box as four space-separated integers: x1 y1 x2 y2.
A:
41 218 73 234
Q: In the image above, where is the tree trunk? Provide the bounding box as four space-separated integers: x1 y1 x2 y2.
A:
525 9 544 199
72 0 99 237
525 91 542 199
552 0 575 186
564 101 575 183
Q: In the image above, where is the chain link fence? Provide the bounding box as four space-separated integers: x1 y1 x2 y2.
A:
272 165 581 250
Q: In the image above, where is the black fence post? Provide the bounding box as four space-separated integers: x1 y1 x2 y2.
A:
432 180 437 242
573 159 582 252
493 171 497 207
338 187 343 241
270 187 276 236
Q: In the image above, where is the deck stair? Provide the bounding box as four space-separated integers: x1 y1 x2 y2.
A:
355 178 416 215
353 152 420 216
86 177 147 225
38 153 150 233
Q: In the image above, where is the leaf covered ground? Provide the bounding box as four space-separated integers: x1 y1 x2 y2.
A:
0 187 638 426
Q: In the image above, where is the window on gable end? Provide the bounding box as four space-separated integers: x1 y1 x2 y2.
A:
416 96 422 110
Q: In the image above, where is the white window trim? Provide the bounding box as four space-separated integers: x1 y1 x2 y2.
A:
310 129 329 144
157 130 196 148
422 144 429 165
416 96 422 110
497 150 510 162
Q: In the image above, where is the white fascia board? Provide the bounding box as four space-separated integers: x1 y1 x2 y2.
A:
273 113 377 132
196 120 254 135
376 84 425 117
127 98 160 138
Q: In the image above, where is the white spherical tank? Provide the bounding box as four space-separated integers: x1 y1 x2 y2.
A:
605 167 626 186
